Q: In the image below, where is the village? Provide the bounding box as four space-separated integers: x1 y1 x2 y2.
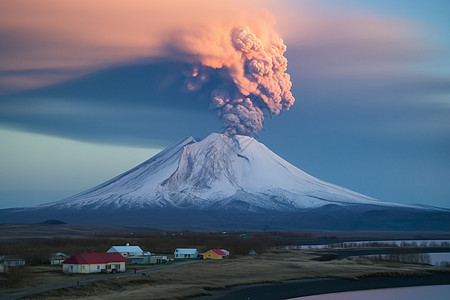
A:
1 243 231 275
1 228 449 299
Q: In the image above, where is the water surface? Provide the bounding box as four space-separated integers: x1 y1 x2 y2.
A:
289 285 450 300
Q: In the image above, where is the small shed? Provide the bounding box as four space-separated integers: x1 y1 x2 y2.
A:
174 248 198 259
50 252 70 265
107 243 144 257
203 249 229 260
131 255 168 264
62 252 127 274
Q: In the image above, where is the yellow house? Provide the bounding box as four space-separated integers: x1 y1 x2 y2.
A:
203 249 229 260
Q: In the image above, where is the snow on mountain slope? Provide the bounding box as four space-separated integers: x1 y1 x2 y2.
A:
46 132 407 211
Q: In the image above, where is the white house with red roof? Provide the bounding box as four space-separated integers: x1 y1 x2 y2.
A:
62 252 127 274
202 249 229 260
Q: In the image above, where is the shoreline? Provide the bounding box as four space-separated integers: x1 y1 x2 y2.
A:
195 272 450 300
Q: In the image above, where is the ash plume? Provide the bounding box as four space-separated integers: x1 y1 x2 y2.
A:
173 26 295 136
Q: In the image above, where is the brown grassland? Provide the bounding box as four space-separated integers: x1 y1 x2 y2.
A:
2 250 447 299
1 227 449 299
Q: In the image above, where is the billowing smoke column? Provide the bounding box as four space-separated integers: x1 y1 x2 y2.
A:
183 27 295 136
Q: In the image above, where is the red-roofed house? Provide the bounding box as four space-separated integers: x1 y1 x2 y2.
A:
203 249 229 260
62 252 127 274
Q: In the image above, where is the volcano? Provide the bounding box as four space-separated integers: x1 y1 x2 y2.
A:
48 133 391 210
1 133 449 231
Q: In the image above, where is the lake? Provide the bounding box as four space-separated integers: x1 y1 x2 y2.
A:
197 274 450 300
291 239 450 250
363 252 450 266
430 253 450 266
288 284 450 300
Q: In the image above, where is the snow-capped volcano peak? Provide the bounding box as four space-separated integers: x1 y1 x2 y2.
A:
47 132 400 211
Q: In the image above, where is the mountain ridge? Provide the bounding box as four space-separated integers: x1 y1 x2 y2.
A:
1 132 449 231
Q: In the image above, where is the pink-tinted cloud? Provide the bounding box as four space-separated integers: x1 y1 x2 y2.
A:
0 1 431 88
0 0 264 90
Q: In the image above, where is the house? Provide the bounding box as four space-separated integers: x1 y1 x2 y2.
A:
203 249 229 260
174 248 198 259
131 255 168 264
62 252 127 274
107 243 144 257
0 255 25 273
50 252 70 265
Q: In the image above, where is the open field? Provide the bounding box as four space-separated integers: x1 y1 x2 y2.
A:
0 224 161 241
2 223 450 241
1 225 450 299
2 250 449 299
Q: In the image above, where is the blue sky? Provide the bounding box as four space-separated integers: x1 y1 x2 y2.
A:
0 0 449 209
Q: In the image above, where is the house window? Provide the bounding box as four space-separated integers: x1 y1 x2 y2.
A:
82 265 85 270
70 265 73 270
97 265 100 270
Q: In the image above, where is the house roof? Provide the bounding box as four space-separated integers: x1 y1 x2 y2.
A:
107 246 143 253
62 252 127 264
208 249 228 256
50 252 69 259
174 248 198 254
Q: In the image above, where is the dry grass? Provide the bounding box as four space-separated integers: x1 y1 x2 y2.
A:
1 265 64 293
0 264 110 296
16 250 445 300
